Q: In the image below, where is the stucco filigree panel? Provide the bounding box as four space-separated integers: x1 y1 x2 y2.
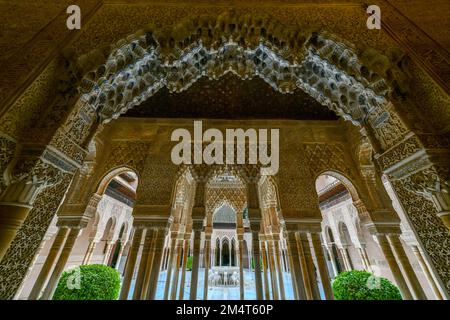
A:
0 174 72 299
392 181 450 295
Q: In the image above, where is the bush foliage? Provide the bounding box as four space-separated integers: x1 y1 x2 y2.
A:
186 256 193 270
53 264 121 300
332 270 402 300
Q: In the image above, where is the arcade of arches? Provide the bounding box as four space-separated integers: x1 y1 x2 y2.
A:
0 1 449 300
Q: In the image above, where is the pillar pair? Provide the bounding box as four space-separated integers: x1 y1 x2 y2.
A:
163 232 184 300
376 233 427 300
284 222 334 300
262 235 286 299
28 225 82 300
119 224 167 300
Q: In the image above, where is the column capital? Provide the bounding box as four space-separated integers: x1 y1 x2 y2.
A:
204 226 213 237
286 218 322 233
191 206 206 221
249 220 261 232
191 220 203 231
133 216 170 230
363 210 402 235
56 215 90 229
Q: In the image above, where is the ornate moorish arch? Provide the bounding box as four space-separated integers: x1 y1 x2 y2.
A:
43 11 412 169
0 7 448 300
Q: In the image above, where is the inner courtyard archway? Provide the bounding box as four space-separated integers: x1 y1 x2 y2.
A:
0 2 449 301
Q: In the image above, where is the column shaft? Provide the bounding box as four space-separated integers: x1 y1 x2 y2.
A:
146 228 167 300
102 241 114 265
260 241 271 300
266 240 279 299
286 232 307 300
133 229 154 300
170 239 183 300
82 241 96 265
178 239 189 300
376 234 413 300
163 237 177 300
411 245 443 300
326 247 338 278
388 235 427 300
298 233 320 299
252 232 263 300
189 230 201 300
358 247 372 272
273 240 286 300
203 238 211 300
310 233 333 300
340 248 352 271
41 228 80 300
28 228 69 300
114 243 127 270
119 228 143 300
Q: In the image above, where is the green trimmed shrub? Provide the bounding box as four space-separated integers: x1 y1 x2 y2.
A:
186 256 193 271
53 264 121 300
332 270 402 300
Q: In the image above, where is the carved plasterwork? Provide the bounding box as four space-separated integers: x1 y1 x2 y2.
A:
302 143 352 178
391 181 450 294
0 174 72 299
0 135 17 194
206 186 247 216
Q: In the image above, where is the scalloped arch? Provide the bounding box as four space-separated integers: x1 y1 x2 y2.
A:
72 11 409 128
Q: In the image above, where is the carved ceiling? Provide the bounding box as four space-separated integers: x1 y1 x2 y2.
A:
124 73 338 120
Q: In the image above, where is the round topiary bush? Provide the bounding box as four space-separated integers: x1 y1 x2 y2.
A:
186 256 193 271
332 270 402 300
53 264 121 300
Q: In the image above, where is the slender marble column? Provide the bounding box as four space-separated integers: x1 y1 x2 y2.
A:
41 228 80 300
119 228 143 300
325 246 338 278
295 232 312 299
339 248 352 271
189 229 202 300
141 231 157 299
161 247 167 271
178 238 190 300
103 241 115 265
28 227 69 300
170 239 183 300
163 237 177 300
376 234 413 300
146 227 167 300
260 240 271 300
133 229 154 300
411 245 443 300
203 236 211 300
286 232 307 300
82 240 96 265
266 239 279 299
298 233 320 299
115 242 127 270
388 235 427 300
252 231 263 300
273 239 286 300
286 245 299 300
310 233 333 300
358 246 372 272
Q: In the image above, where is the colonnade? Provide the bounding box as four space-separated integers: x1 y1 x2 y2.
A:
21 167 438 301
